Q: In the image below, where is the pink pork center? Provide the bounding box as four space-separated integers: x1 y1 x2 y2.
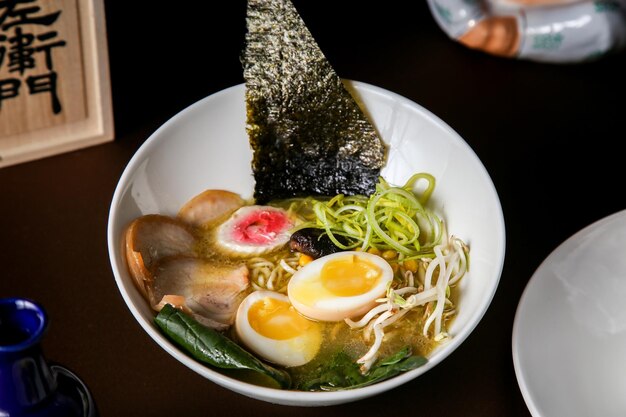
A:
232 210 291 244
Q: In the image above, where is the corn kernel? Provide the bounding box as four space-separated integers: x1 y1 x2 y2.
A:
367 247 381 256
298 254 314 266
382 250 397 260
403 259 418 273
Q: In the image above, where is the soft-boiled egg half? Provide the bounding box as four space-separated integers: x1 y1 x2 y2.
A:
235 290 322 367
288 251 394 322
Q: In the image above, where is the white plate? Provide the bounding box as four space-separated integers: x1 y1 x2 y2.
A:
513 210 626 417
108 81 506 406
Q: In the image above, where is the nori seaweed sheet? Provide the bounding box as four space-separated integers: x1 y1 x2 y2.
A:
243 0 387 204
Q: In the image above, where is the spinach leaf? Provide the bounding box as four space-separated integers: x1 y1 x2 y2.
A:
298 346 426 391
155 304 291 389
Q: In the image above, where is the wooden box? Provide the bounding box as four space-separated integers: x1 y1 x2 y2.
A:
0 0 113 168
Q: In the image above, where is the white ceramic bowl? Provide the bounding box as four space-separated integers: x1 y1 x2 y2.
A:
107 81 506 406
513 209 626 417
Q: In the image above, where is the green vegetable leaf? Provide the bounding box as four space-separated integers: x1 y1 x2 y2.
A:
155 304 291 389
378 345 411 366
298 346 426 391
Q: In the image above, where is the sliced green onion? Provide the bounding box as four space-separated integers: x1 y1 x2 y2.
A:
302 174 443 258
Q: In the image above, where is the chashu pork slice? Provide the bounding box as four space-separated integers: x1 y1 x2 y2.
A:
177 189 245 228
124 214 197 300
152 257 250 331
243 0 387 204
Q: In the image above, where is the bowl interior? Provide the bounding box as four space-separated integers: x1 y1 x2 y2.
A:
107 81 505 406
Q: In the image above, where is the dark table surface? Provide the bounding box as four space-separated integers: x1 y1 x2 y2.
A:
2 1 626 416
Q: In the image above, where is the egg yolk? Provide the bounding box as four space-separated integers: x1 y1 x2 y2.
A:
320 254 382 296
248 297 317 340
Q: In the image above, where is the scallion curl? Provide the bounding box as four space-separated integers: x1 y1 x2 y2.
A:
306 174 443 257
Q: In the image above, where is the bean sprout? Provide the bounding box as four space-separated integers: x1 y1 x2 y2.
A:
345 236 468 372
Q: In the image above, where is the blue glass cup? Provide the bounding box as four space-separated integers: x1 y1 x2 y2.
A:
0 298 97 417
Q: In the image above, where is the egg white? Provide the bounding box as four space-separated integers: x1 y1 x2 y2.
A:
287 251 394 322
235 290 322 367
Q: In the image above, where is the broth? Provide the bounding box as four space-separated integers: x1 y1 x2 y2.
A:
192 198 457 388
